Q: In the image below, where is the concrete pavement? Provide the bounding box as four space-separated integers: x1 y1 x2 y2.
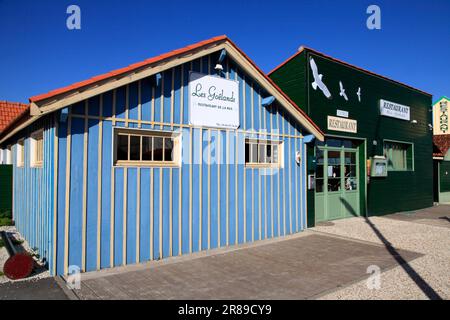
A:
72 232 421 300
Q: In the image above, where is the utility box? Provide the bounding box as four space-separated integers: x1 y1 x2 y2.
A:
370 156 388 177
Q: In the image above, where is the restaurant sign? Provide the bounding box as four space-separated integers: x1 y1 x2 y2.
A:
189 72 240 129
379 99 410 121
327 116 357 133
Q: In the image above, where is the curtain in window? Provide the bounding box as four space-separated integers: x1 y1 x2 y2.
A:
384 142 408 171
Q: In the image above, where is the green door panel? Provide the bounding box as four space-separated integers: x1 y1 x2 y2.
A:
315 194 326 222
314 142 361 222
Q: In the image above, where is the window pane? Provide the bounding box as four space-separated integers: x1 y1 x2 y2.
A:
142 136 153 161
251 144 258 163
153 137 164 161
328 178 341 192
20 141 24 164
327 151 340 178
345 165 357 177
164 138 173 162
35 132 43 164
258 144 266 163
316 148 324 165
344 152 356 165
345 177 357 191
245 143 250 163
245 141 280 166
406 146 413 170
384 142 409 171
117 135 128 160
266 144 273 163
272 145 278 164
316 178 324 193
37 138 43 162
129 136 140 161
328 151 340 165
326 139 341 148
316 165 324 178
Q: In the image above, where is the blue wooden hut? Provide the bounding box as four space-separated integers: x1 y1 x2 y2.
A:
0 36 323 275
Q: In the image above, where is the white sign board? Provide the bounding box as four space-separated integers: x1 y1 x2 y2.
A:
327 116 357 133
380 99 410 121
336 109 349 118
189 72 240 129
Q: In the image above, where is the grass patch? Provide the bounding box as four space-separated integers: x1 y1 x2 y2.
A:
0 211 13 226
12 238 23 246
0 210 12 218
0 237 22 248
0 217 13 227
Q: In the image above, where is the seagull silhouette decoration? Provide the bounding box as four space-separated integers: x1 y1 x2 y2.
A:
357 87 362 102
309 58 332 99
339 81 348 101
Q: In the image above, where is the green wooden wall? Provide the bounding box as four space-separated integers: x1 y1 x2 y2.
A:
440 161 450 193
270 50 433 217
0 165 13 217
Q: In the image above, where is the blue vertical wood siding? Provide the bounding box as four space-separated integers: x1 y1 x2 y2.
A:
9 50 310 276
12 116 55 272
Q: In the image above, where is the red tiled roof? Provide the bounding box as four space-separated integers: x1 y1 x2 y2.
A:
0 101 29 133
433 135 450 158
269 46 432 97
27 35 323 137
30 35 229 103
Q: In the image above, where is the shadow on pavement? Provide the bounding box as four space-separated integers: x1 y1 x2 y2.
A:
439 216 450 223
340 197 442 300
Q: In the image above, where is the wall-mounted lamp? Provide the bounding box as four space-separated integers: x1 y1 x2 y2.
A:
410 120 418 124
261 96 275 108
60 107 69 123
373 140 378 146
215 49 227 75
152 73 162 87
295 151 302 165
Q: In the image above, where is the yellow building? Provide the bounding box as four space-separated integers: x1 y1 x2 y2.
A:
433 96 450 135
433 96 450 203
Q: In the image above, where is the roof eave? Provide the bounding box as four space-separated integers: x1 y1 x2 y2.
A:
26 38 324 141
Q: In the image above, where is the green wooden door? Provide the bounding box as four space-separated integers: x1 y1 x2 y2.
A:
315 146 360 222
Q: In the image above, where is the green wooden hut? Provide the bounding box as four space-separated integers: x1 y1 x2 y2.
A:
269 47 433 225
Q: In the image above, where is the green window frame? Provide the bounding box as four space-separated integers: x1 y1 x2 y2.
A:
383 140 414 172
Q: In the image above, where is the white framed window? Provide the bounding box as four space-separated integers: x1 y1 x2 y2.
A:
16 139 24 167
30 130 44 167
245 138 283 168
6 145 12 165
113 128 181 167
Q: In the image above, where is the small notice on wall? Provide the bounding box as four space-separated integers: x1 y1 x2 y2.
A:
327 116 357 133
189 72 240 129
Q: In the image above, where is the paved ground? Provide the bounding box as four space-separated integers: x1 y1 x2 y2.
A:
383 205 450 229
1 205 447 300
314 204 450 300
72 232 421 300
0 278 68 300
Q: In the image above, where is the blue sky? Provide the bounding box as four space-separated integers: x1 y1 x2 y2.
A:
0 0 449 103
